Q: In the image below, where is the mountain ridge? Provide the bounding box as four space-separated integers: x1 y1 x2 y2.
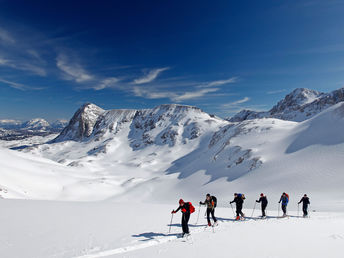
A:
229 87 344 122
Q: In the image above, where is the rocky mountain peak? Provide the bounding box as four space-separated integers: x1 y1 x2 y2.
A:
54 103 105 141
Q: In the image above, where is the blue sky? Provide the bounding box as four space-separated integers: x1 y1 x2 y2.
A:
1 0 344 121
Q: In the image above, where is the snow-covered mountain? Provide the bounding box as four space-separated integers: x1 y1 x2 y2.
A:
0 100 337 209
0 118 68 141
22 118 50 130
229 87 344 122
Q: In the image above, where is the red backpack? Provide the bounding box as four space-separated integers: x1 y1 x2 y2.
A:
188 202 195 213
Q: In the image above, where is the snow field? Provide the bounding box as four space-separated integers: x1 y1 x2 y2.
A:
0 199 343 258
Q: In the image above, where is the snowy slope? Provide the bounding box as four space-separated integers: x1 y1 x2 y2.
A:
0 200 343 258
0 102 341 211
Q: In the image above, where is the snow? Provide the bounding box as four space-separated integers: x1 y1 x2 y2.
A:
1 99 344 257
0 200 343 258
229 87 344 122
1 102 344 209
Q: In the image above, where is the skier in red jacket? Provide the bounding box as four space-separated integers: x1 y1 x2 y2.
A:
172 199 194 237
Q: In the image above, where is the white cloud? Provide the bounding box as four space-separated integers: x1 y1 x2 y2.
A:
132 87 175 99
133 67 169 84
133 87 220 102
93 77 119 90
0 57 8 65
56 54 93 82
0 56 46 76
173 88 219 102
222 97 251 110
0 28 15 44
267 89 287 94
231 97 250 105
206 77 238 87
0 78 28 90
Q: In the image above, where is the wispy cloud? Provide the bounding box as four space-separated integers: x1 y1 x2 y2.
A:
205 77 238 87
0 56 46 76
0 78 26 90
173 88 220 102
0 78 43 91
267 89 287 94
93 77 119 90
56 53 93 82
222 97 250 108
219 97 255 115
133 86 220 102
133 67 169 84
0 27 15 44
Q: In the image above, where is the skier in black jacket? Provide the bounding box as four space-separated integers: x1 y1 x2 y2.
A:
172 199 191 236
200 193 217 227
256 193 268 217
230 193 245 220
298 194 310 217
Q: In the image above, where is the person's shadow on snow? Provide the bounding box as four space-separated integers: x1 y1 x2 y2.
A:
132 232 180 241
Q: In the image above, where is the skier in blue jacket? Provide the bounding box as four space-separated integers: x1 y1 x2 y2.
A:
278 192 289 217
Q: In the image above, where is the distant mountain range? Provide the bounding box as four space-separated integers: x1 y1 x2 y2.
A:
0 118 68 140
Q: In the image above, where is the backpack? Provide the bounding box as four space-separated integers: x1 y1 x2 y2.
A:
285 193 289 201
238 193 246 200
211 196 217 208
188 202 195 213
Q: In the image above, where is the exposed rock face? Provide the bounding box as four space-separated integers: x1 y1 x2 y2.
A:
54 103 225 148
229 87 344 122
54 103 105 141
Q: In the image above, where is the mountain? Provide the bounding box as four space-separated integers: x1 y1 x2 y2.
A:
4 100 338 209
50 119 69 130
229 87 344 122
22 118 50 130
0 119 22 129
0 118 68 141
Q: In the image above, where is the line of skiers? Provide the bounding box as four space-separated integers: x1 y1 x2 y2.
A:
171 193 311 237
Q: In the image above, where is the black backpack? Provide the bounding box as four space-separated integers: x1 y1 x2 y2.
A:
211 196 217 208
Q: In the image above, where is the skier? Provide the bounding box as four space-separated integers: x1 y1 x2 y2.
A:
278 192 289 217
256 193 268 217
230 193 245 220
298 194 310 217
199 193 218 227
171 199 195 237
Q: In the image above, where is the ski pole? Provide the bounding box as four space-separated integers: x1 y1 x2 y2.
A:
308 205 311 218
195 204 201 225
230 203 235 217
169 213 174 233
251 202 257 218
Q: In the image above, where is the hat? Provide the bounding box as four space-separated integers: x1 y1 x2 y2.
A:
179 199 184 205
260 193 264 197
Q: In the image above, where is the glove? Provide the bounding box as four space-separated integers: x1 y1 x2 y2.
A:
171 210 176 214
199 201 203 205
182 208 186 213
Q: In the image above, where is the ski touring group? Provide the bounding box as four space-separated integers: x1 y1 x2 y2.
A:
171 192 311 238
